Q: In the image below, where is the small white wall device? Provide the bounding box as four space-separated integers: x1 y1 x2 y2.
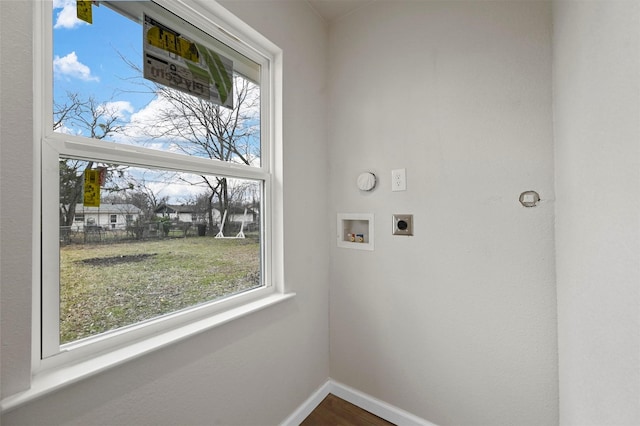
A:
391 168 406 191
357 172 377 191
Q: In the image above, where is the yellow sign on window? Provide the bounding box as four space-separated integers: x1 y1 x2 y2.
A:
76 1 93 24
83 169 101 207
143 14 234 108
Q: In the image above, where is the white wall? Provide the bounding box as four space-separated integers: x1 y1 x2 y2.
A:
5 0 638 424
328 2 558 425
0 1 329 424
553 1 640 424
0 0 35 400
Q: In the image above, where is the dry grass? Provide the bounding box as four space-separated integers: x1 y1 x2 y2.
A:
60 236 260 344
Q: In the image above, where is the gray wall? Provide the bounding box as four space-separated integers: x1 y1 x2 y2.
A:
1 0 330 424
553 1 640 424
327 2 558 425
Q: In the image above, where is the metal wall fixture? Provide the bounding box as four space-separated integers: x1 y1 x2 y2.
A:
519 190 540 207
392 214 413 236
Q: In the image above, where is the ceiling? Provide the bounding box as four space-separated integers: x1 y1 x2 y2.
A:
306 0 375 23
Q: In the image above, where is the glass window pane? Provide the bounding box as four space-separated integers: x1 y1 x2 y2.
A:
53 1 261 167
59 157 262 345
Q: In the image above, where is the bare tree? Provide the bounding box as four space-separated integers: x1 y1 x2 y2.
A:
57 95 127 226
133 75 260 233
54 92 82 132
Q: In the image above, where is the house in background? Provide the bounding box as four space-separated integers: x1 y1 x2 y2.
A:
154 203 256 226
226 205 258 225
153 203 215 224
72 203 143 231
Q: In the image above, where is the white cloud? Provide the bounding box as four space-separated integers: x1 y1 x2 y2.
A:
149 177 206 203
54 0 87 30
124 97 189 146
117 86 260 164
55 124 82 136
98 101 135 120
127 97 171 134
53 52 99 82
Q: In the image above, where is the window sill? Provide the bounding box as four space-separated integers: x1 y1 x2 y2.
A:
0 292 295 413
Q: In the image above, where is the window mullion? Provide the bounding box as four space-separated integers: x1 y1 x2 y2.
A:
50 135 269 182
41 141 61 359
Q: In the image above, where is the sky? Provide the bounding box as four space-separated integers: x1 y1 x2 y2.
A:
52 1 260 148
53 0 154 124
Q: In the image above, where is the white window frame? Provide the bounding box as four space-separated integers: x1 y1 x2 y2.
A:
28 0 288 394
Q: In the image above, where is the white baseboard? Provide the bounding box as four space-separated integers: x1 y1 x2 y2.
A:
280 378 437 426
280 380 333 426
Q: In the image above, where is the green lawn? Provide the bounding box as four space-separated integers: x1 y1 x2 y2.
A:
60 237 260 344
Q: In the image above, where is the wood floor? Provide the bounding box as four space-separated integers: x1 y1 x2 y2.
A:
300 394 395 426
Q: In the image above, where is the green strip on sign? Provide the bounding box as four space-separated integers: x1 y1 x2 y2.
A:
185 61 211 83
196 43 233 105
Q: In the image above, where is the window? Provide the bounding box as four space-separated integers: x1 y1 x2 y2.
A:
37 0 285 369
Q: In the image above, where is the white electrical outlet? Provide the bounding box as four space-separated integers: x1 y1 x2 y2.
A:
391 168 406 191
